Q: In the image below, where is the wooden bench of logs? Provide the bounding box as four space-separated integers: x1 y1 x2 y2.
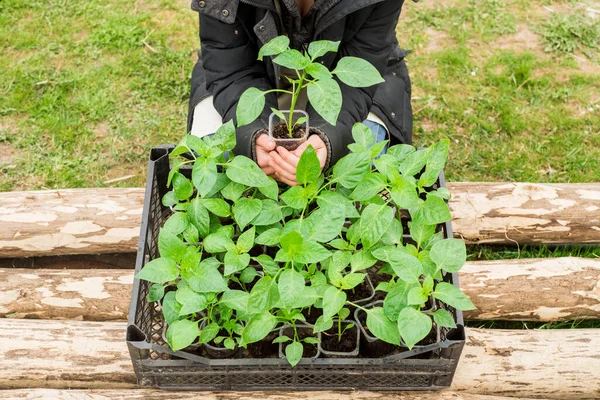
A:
0 183 599 400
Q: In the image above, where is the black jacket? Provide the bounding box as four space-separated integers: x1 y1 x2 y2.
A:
188 0 413 166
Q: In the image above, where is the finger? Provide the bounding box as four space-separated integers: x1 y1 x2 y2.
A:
261 166 276 176
256 133 276 151
269 160 297 184
274 171 297 187
270 151 297 175
307 134 326 149
276 146 300 167
256 151 273 168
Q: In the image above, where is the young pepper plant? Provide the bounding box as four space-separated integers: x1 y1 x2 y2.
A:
236 35 384 135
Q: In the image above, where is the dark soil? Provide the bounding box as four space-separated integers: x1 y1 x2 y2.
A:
321 322 358 354
244 331 279 358
272 122 307 151
280 326 319 358
347 278 374 304
302 307 321 325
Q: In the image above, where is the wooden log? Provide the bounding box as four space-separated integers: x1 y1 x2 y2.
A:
0 188 144 258
0 389 548 400
1 258 598 322
461 257 600 321
448 182 600 245
1 183 599 258
0 319 598 399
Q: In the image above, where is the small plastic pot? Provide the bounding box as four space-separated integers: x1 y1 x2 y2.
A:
200 320 241 359
347 274 376 306
278 323 321 361
269 110 309 151
318 319 360 358
354 300 402 357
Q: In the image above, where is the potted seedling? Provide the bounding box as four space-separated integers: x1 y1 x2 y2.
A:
236 35 384 150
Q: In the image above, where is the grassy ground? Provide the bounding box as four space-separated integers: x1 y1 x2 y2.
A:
1 0 599 190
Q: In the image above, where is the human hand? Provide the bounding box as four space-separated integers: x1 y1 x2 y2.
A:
269 135 328 186
255 133 276 177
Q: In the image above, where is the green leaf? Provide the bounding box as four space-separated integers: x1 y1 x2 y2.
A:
423 275 434 295
158 230 187 263
278 269 305 309
432 309 457 329
317 191 360 219
273 335 291 344
359 204 395 250
305 62 332 80
383 280 417 321
224 250 251 276
256 228 282 246
390 176 419 209
279 237 332 264
239 266 259 283
350 172 387 202
188 198 210 238
237 226 256 253
271 107 287 122
148 283 165 303
163 212 190 235
366 307 400 345
166 319 199 351
369 140 388 159
308 40 340 59
407 286 428 306
387 144 416 164
419 139 449 188
176 287 207 316
226 156 272 188
224 337 236 350
352 122 376 148
201 198 231 218
242 311 278 345
220 290 250 312
273 49 310 69
259 177 280 201
381 218 403 246
303 337 321 345
285 341 304 367
332 152 371 189
411 195 451 225
161 291 181 325
430 238 466 273
252 199 283 226
313 315 334 333
307 78 342 126
172 173 193 201
135 257 179 284
373 154 400 182
323 286 347 319
296 145 321 185
350 250 377 272
203 232 234 253
233 198 263 230
304 206 345 243
248 276 279 314
258 35 289 60
212 119 237 152
389 251 424 284
342 273 366 290
399 149 429 177
409 217 437 249
192 157 218 198
281 186 308 210
182 224 199 245
184 258 228 293
433 282 476 311
237 88 265 127
198 322 220 344
254 254 280 277
333 56 384 87
221 181 245 202
397 308 432 350
162 191 179 208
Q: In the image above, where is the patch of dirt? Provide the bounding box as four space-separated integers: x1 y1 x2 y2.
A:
493 24 542 52
0 143 19 166
93 122 110 139
424 28 452 53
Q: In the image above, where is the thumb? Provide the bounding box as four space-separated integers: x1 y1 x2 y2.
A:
256 133 275 151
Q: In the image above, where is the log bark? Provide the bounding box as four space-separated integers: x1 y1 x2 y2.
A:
1 258 598 322
0 188 144 258
1 183 599 258
461 257 600 321
0 319 598 398
448 182 600 245
0 389 548 400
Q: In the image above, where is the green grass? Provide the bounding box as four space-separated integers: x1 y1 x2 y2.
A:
466 319 600 329
467 244 600 261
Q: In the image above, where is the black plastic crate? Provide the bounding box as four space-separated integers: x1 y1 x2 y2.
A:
127 145 466 391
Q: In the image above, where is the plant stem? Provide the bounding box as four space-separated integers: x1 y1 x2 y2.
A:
288 71 305 138
346 300 368 313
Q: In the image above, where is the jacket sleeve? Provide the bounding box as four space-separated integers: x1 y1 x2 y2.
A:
197 12 278 159
307 0 404 168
